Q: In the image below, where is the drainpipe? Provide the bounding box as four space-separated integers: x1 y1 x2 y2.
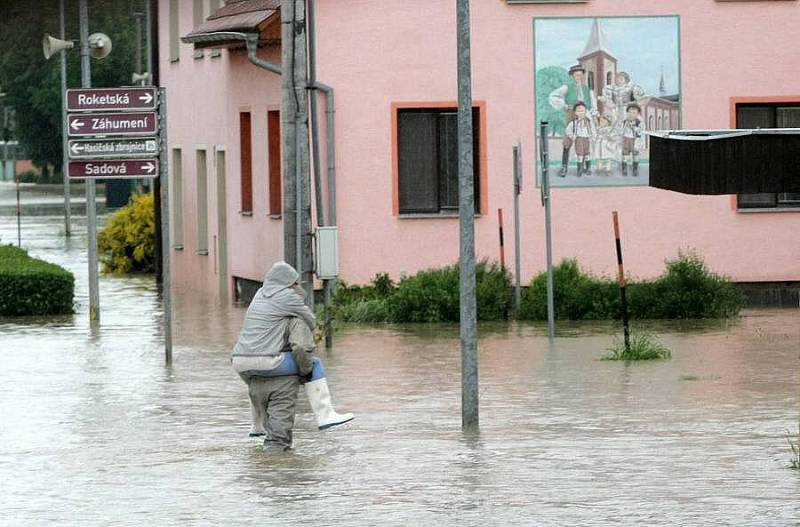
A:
307 0 337 347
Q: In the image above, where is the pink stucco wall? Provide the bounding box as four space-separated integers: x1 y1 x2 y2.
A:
162 0 800 299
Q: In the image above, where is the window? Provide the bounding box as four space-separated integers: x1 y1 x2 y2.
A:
736 103 800 209
588 71 595 91
193 0 204 59
196 149 209 254
268 110 282 216
172 148 184 249
239 112 253 213
606 72 612 85
397 107 481 215
169 0 180 62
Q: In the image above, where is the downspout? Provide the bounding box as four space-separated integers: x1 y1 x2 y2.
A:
307 0 338 347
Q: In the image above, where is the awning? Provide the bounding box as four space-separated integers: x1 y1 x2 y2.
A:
648 129 800 195
183 0 280 49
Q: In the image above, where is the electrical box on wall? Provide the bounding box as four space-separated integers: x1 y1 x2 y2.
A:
315 226 339 279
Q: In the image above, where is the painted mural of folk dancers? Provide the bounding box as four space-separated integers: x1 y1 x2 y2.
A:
600 71 645 125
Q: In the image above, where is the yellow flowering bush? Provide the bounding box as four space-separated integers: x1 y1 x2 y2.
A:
97 192 155 274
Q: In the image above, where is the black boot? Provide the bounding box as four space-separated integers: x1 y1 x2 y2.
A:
575 158 583 177
621 161 628 176
584 159 591 176
632 161 639 177
559 149 569 177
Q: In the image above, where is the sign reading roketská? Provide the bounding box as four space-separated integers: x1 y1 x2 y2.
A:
68 138 158 159
67 112 157 137
66 87 157 112
68 159 159 179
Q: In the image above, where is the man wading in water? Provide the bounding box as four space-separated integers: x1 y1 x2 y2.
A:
232 262 354 451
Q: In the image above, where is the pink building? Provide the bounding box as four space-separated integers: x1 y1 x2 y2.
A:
159 0 800 304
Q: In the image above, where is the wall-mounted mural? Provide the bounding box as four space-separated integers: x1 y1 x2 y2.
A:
534 16 681 187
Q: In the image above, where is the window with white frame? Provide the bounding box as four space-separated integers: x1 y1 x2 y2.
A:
172 148 184 249
196 149 209 254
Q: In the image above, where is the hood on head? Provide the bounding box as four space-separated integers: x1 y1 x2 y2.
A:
261 261 300 298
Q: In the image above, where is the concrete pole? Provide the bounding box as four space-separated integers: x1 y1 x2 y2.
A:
60 0 71 237
283 0 314 308
513 143 522 311
457 0 478 430
281 1 298 270
145 0 152 82
79 0 100 322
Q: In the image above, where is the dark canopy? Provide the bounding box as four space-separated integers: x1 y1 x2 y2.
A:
648 130 800 195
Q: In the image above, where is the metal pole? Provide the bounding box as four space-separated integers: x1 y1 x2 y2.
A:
79 0 100 322
281 1 298 271
134 13 143 82
14 142 20 247
457 0 478 430
308 0 333 347
60 0 71 237
612 211 631 352
513 143 522 311
540 121 554 338
145 0 153 82
159 88 172 363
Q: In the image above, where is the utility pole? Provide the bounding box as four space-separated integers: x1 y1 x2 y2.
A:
457 0 478 430
79 0 100 322
60 0 71 237
281 0 314 307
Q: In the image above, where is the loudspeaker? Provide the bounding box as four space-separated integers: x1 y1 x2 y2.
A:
131 72 151 85
88 33 112 59
42 34 74 60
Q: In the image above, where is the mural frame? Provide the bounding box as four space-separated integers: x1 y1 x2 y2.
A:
533 15 682 188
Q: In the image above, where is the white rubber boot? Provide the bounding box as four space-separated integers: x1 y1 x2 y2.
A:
305 378 354 430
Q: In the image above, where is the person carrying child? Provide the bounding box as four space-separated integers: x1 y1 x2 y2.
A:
232 261 353 451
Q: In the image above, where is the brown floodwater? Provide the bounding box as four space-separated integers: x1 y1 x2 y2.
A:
1 216 798 525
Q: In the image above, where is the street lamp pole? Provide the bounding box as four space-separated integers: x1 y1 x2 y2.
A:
457 0 478 430
60 0 71 237
79 0 100 322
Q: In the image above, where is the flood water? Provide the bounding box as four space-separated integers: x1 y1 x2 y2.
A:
1 215 798 526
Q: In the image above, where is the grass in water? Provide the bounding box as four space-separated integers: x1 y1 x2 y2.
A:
788 430 800 470
602 333 672 361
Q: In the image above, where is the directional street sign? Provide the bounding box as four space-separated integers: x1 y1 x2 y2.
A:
68 159 159 179
66 87 158 112
68 137 158 159
67 112 158 137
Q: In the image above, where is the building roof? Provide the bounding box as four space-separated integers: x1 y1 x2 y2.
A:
579 19 614 59
184 0 280 48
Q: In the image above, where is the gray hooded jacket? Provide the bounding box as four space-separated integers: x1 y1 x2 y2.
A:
232 262 315 376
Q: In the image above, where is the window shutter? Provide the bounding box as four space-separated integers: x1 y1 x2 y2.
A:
438 112 459 210
268 111 282 215
398 112 438 213
239 112 253 213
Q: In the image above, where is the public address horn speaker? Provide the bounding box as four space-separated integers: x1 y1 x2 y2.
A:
42 34 74 60
88 32 112 59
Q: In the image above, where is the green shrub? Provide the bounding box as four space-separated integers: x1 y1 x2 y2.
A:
97 192 155 274
16 170 39 183
337 298 391 323
602 333 672 361
386 261 511 323
517 259 619 320
0 245 74 316
518 254 743 321
629 252 744 319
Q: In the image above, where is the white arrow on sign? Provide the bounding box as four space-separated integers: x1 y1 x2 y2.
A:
138 92 154 104
69 142 84 155
70 119 85 131
142 162 156 174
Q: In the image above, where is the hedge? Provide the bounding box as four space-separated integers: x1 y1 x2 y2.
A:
0 245 75 316
97 192 156 274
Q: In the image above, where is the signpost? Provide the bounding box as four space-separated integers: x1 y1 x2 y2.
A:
67 112 157 136
66 87 157 112
68 159 158 179
64 84 169 361
68 137 157 158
